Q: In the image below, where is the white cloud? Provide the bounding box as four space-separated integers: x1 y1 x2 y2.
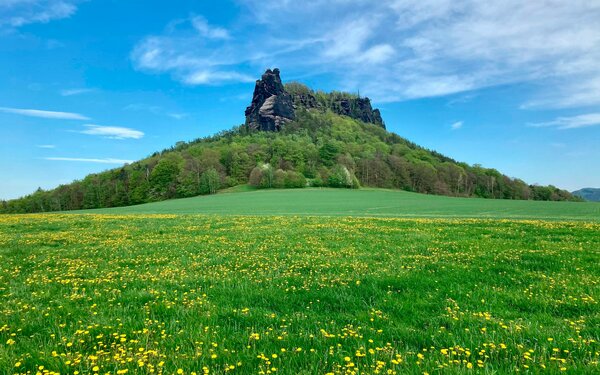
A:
132 1 600 107
182 70 254 85
60 88 95 96
450 121 463 130
131 16 255 85
168 113 188 120
124 103 190 120
0 106 89 120
0 0 78 28
37 144 55 148
44 157 133 164
360 44 395 64
529 113 600 130
191 16 230 39
80 124 144 139
323 18 374 60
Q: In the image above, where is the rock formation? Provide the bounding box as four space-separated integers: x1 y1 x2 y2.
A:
287 85 385 129
245 68 385 131
245 68 295 131
329 97 385 128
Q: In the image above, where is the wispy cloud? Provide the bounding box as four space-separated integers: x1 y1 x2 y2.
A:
132 1 600 108
124 103 189 120
131 16 257 85
167 113 188 120
450 121 463 130
0 106 89 120
80 124 144 139
0 0 79 28
529 113 600 130
60 88 95 96
191 16 230 39
44 157 133 164
37 144 55 149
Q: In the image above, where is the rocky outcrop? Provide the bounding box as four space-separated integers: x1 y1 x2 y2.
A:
287 84 385 129
330 97 385 128
245 68 295 131
245 69 385 131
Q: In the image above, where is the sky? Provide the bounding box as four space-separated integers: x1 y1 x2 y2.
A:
1 0 599 200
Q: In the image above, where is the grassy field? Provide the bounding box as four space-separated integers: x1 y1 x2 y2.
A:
1 211 599 374
80 188 600 221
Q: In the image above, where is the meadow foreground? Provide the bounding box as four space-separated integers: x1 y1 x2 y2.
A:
1 214 598 374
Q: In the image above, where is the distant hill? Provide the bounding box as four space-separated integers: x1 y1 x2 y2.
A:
572 188 600 202
0 69 581 214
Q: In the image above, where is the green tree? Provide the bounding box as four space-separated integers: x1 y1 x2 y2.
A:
150 155 182 200
200 168 220 195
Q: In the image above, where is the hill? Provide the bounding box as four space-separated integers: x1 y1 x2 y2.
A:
0 69 580 213
79 187 599 221
572 187 600 202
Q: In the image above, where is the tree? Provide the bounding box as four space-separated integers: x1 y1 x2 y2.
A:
248 163 274 188
319 141 340 166
150 155 182 200
200 168 220 195
284 171 307 188
328 164 359 189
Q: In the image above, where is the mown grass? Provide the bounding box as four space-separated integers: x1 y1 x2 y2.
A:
1 214 598 374
79 188 600 221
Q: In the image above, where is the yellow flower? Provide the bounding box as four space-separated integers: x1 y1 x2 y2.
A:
177 369 184 374
92 366 99 372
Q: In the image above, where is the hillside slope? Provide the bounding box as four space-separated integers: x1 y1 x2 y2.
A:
1 73 580 213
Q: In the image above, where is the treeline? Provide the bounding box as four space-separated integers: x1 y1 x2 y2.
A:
1 110 580 213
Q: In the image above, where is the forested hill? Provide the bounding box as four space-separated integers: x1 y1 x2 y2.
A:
1 71 581 213
572 188 600 202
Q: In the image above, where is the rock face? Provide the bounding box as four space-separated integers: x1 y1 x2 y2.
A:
288 88 385 129
245 68 386 131
330 97 385 128
245 68 295 131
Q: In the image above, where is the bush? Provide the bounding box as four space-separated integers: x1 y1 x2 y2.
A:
248 163 274 188
273 169 286 188
284 171 306 188
328 165 359 189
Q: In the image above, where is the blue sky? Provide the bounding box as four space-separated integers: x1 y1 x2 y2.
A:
1 0 599 200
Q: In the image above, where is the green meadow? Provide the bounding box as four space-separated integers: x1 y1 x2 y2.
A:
1 190 599 374
83 188 600 221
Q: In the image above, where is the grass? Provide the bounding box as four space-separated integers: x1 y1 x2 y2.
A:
78 188 600 221
1 213 599 374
